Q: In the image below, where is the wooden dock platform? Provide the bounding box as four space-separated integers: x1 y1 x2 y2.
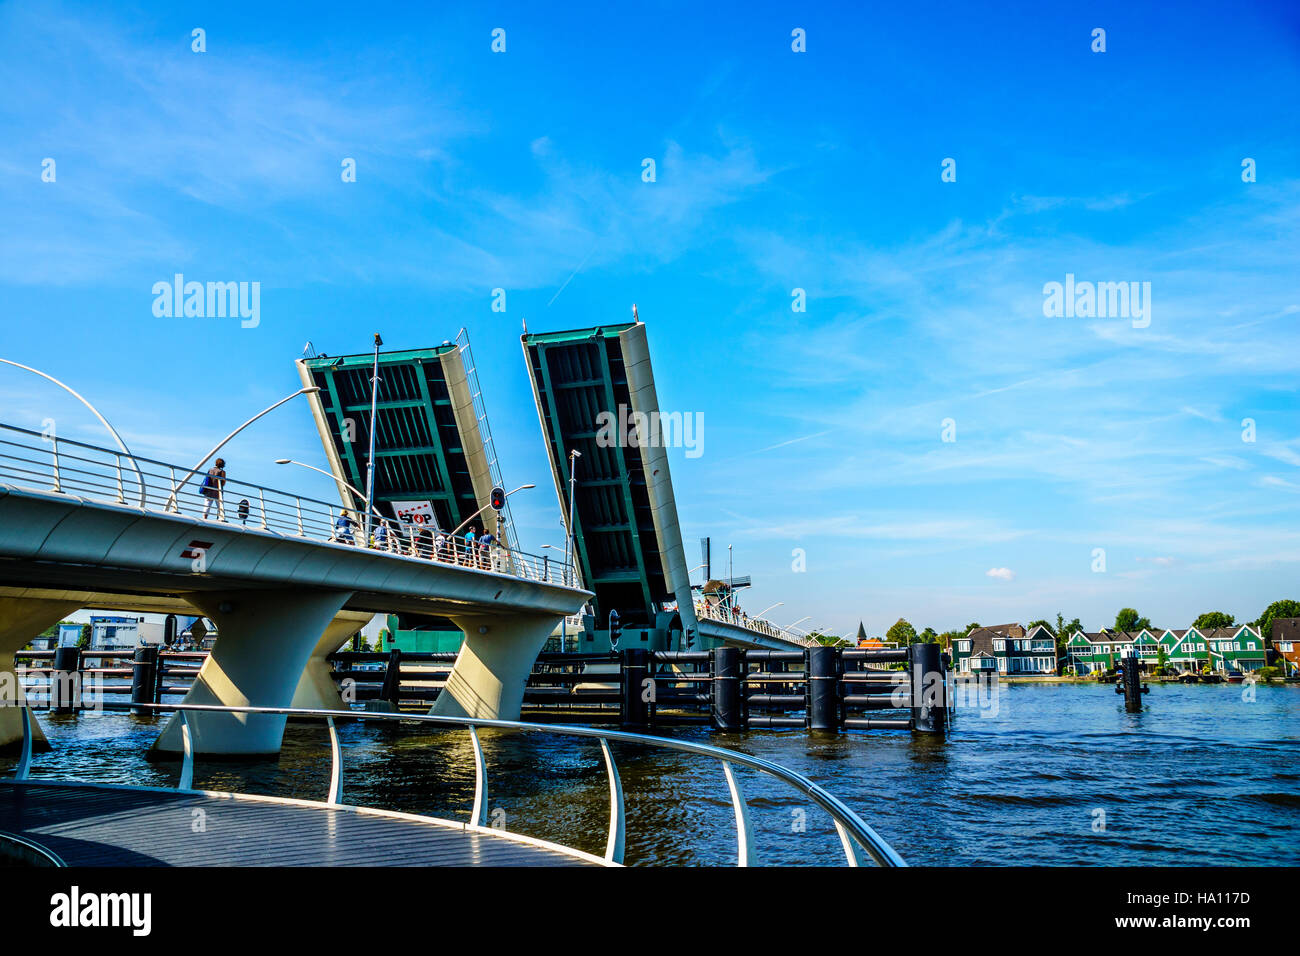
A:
0 781 604 867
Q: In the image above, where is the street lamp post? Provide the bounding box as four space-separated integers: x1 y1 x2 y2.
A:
728 544 734 613
0 358 146 506
565 449 581 587
543 543 569 652
166 387 320 513
364 333 383 545
687 562 707 613
274 458 387 535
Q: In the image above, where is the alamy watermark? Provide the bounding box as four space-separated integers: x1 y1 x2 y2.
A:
152 274 260 328
596 404 704 458
882 669 1003 718
1042 273 1150 328
2 670 105 713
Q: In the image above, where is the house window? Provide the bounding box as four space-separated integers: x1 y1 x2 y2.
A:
994 640 1005 651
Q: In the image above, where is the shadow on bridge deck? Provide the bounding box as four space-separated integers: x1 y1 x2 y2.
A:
0 780 605 867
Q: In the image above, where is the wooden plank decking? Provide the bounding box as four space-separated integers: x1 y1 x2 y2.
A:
0 781 602 866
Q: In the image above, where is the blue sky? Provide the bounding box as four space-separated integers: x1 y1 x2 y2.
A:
1 0 1298 637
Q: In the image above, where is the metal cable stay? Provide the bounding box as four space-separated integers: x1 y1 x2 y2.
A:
454 328 520 554
7 704 905 868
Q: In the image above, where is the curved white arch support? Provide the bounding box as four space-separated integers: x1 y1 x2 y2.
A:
152 588 353 756
0 597 81 752
430 612 561 720
290 610 376 711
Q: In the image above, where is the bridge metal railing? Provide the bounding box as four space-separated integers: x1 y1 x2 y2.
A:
0 421 575 587
6 703 905 867
694 601 818 647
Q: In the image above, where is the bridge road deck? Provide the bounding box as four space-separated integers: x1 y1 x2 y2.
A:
0 781 602 866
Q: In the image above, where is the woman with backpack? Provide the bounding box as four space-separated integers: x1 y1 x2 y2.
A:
200 458 226 520
333 510 357 545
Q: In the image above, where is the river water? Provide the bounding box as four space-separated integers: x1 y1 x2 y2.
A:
7 682 1298 866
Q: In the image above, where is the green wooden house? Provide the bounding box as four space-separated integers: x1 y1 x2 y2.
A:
1064 624 1266 675
1160 626 1266 674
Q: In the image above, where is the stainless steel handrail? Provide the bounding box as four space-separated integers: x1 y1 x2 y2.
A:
0 830 66 867
0 422 576 588
695 601 817 647
95 701 905 867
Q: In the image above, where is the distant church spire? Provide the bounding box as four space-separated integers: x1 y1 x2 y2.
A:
856 621 867 642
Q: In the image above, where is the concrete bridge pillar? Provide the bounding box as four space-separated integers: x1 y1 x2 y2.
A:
430 612 560 720
152 588 352 757
0 597 82 752
290 610 375 712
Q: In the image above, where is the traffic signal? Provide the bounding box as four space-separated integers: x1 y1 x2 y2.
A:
490 486 505 511
608 609 622 649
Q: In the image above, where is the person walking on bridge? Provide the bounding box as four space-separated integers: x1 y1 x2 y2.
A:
199 458 226 520
334 510 357 546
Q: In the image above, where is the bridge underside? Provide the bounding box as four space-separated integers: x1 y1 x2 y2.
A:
0 485 588 755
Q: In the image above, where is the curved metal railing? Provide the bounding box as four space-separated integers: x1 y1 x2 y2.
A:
7 703 905 867
0 421 575 587
694 602 818 647
0 829 66 867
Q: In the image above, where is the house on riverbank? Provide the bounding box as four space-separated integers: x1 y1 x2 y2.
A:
951 623 1058 675
1269 619 1300 676
1063 625 1267 675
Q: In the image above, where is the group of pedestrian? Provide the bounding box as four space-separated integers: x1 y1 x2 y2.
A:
693 600 750 627
331 512 499 569
197 459 502 572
